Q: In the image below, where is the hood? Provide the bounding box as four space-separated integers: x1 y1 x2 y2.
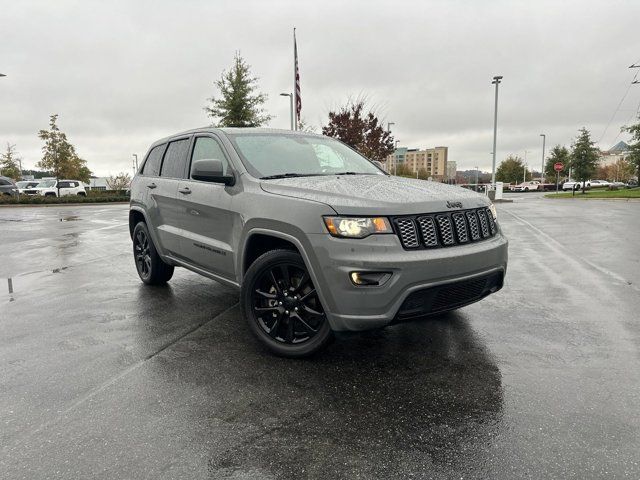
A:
260 174 489 215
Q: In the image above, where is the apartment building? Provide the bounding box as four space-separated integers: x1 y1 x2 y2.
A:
385 146 449 180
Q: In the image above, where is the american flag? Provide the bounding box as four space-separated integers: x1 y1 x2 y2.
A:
294 30 301 127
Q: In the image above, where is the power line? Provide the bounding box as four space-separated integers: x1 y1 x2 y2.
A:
598 70 639 144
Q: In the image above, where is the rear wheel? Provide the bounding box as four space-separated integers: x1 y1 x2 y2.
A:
132 221 174 285
241 249 332 357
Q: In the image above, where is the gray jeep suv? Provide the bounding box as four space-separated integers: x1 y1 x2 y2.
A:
129 128 508 357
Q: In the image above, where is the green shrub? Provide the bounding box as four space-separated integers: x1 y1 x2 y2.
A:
0 194 130 205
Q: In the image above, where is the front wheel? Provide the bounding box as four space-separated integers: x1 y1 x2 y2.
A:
132 221 174 285
241 249 333 357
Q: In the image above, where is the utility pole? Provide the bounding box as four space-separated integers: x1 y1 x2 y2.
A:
540 134 546 183
491 75 503 187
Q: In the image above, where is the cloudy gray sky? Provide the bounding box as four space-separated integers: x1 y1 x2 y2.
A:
2 0 640 176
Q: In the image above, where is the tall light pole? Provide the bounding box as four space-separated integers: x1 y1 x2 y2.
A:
523 150 530 183
540 134 546 183
491 75 503 187
280 93 294 130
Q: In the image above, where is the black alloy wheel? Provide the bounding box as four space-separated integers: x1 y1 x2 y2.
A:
134 228 152 280
132 221 174 285
242 249 332 357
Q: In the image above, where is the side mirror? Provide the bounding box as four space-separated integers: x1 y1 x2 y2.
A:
191 158 235 185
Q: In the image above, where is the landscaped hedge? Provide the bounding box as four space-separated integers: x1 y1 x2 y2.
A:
0 194 130 205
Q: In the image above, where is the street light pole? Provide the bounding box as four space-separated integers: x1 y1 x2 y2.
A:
491 76 503 187
280 93 294 130
540 134 546 183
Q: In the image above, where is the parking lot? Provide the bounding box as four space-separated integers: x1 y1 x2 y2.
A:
1 196 639 479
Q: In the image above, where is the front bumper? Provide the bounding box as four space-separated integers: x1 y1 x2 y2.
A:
306 230 508 331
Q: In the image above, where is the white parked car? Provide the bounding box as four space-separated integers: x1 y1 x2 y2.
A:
588 180 610 188
512 181 541 191
23 179 87 197
562 180 591 191
15 180 41 194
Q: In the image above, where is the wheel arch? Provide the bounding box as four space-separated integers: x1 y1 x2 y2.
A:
129 207 147 239
238 228 334 324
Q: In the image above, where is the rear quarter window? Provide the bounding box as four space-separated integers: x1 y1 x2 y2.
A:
161 139 191 179
142 144 166 177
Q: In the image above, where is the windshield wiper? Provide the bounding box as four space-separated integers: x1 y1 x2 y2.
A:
260 173 326 180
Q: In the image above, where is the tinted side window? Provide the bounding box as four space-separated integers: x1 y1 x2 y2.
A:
58 181 70 188
142 144 165 177
161 139 191 179
191 137 229 176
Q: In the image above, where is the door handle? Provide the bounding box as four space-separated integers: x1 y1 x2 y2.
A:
178 187 191 195
147 183 157 189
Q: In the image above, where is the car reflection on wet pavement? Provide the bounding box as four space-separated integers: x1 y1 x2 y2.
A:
1 198 639 479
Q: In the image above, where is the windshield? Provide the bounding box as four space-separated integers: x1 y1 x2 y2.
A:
226 133 386 179
16 181 29 188
37 180 56 188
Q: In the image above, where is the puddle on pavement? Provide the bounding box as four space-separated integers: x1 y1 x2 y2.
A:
4 267 71 303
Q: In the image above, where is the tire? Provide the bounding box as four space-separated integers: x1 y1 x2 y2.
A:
132 221 174 285
45 192 56 197
77 192 86 197
524 187 529 192
241 249 333 358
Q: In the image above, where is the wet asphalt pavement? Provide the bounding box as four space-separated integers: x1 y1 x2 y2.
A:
1 195 639 479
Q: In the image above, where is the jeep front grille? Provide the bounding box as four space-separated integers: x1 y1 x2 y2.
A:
392 207 497 250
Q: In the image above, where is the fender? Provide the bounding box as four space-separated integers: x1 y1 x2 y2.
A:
239 227 335 321
128 206 171 262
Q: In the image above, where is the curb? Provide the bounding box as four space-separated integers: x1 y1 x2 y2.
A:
544 196 640 202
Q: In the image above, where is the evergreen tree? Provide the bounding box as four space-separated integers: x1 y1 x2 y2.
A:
37 114 92 184
570 128 599 193
0 143 21 180
623 120 640 182
544 145 570 182
205 52 273 127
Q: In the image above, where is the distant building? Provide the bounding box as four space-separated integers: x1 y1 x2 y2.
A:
385 146 449 180
85 176 131 191
599 141 631 167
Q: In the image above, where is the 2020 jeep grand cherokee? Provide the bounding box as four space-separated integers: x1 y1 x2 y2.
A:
129 128 508 357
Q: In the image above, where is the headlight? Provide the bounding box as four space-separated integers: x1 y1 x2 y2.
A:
489 203 497 220
323 216 392 238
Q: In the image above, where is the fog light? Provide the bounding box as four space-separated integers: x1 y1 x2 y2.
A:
350 271 392 286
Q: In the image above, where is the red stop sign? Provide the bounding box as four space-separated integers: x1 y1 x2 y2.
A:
554 162 564 172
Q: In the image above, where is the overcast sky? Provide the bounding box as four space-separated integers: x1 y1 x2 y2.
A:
2 0 640 176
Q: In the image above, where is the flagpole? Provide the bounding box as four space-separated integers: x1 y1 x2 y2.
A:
293 27 298 131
